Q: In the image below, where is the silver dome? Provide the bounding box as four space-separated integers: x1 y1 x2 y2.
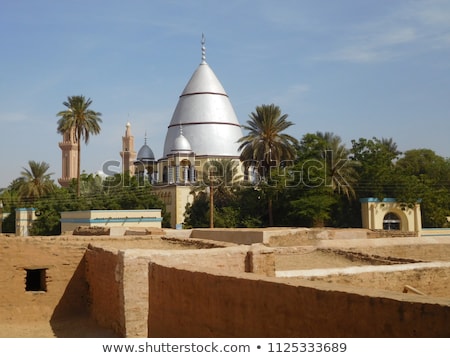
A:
137 144 155 161
171 132 192 153
162 61 243 158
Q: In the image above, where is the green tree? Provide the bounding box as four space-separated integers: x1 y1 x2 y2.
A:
238 104 298 226
350 137 401 199
57 95 102 197
183 191 210 228
30 187 75 235
202 159 242 207
16 160 56 202
278 145 336 227
289 187 336 227
395 149 450 227
300 132 359 200
184 159 243 228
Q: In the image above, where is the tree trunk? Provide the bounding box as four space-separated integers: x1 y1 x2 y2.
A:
268 197 273 227
76 133 81 197
209 170 214 228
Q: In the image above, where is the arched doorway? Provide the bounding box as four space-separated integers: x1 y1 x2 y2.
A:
383 212 401 230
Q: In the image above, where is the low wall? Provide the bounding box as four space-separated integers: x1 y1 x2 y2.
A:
190 228 265 244
292 263 450 298
190 228 372 246
84 244 275 337
147 263 450 338
422 228 450 237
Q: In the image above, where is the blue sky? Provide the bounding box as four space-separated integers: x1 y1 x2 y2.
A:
1 0 450 188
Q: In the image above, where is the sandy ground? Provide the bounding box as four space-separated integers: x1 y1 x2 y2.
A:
275 244 450 270
0 315 119 338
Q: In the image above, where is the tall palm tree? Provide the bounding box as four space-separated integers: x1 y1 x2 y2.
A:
238 104 298 226
56 95 102 197
316 131 359 200
17 160 55 201
202 159 243 188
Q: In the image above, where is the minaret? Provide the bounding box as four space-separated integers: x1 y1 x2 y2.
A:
58 127 78 187
120 122 136 175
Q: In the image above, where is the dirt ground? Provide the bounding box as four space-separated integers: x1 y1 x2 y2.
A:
0 314 119 338
274 244 450 270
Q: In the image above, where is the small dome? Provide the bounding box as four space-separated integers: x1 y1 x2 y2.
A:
137 144 155 161
171 133 192 153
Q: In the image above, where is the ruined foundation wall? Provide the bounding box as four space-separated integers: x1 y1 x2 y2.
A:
148 263 450 338
190 228 372 246
85 244 275 337
307 266 450 297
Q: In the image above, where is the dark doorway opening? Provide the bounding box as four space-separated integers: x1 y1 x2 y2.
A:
383 212 401 230
25 268 47 292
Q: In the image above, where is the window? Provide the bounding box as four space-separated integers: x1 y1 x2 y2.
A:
383 212 401 230
25 268 47 292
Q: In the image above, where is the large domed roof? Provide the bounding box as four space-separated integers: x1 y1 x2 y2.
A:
162 37 243 158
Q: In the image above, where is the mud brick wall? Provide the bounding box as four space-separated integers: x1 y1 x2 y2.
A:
85 245 125 336
85 244 275 337
0 237 89 326
147 263 450 338
121 251 152 337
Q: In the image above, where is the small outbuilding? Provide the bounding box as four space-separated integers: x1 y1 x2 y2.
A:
15 208 37 236
360 198 422 236
60 209 162 235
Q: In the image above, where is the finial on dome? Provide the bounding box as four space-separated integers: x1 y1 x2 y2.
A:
144 131 148 144
179 122 183 135
201 33 206 64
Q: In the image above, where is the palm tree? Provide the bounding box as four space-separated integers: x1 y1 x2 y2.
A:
316 131 359 200
238 104 298 225
202 159 243 188
17 160 55 201
188 159 243 228
202 158 243 209
381 137 400 157
56 95 102 197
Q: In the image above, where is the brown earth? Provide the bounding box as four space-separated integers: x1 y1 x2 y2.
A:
275 244 450 270
0 315 119 338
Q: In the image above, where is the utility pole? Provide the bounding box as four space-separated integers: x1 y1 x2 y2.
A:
0 200 3 233
209 169 214 228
